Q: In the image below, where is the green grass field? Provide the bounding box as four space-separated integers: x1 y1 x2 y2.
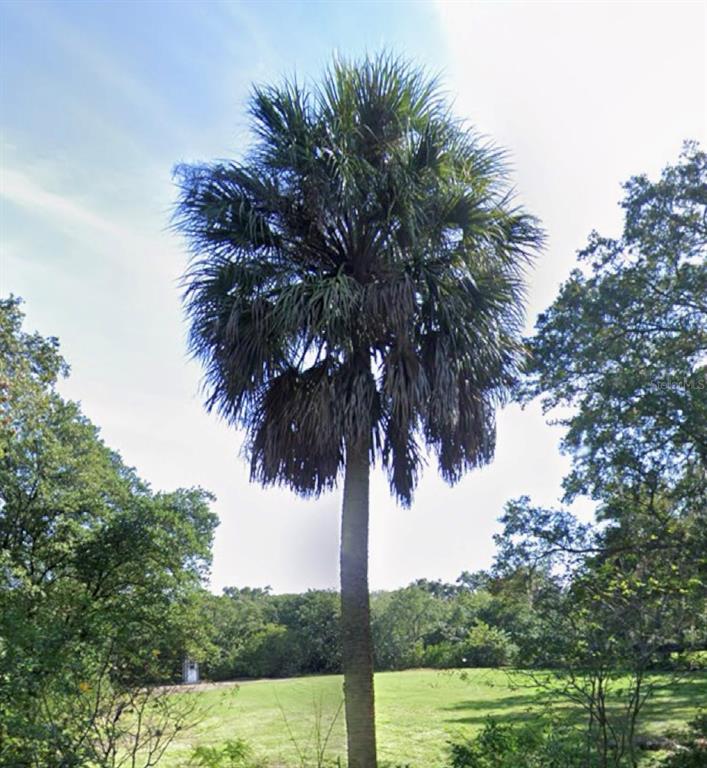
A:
160 668 707 767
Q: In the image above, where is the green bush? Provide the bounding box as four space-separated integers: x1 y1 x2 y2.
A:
448 718 589 768
186 738 264 768
421 624 518 670
422 641 459 669
460 622 517 668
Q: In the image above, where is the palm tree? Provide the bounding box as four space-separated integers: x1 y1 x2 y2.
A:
174 54 542 767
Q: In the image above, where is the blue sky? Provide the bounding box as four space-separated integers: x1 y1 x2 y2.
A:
1 1 705 593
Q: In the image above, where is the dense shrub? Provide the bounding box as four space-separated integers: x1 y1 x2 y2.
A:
448 718 589 768
423 641 460 669
460 622 518 668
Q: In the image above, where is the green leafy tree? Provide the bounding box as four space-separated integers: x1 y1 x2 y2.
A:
459 620 517 668
0 297 218 767
199 588 272 680
200 588 342 680
504 145 707 764
518 142 707 664
235 623 298 678
274 591 342 675
522 142 706 520
371 585 450 670
492 495 705 767
174 53 541 766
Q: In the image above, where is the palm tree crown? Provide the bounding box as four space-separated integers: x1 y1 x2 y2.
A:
175 54 542 505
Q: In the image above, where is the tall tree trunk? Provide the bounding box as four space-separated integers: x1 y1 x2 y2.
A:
340 440 377 768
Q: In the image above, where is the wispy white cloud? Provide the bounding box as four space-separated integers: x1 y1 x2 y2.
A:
0 158 184 290
1 166 128 241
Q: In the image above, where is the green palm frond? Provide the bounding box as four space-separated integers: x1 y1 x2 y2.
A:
174 52 543 505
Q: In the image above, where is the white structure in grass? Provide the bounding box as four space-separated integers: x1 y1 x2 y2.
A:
182 657 199 684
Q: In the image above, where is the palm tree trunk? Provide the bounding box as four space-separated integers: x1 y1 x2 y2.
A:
340 440 377 768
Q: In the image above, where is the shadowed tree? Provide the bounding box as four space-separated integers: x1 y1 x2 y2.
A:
174 54 542 767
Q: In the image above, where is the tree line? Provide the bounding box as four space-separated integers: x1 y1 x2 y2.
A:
196 569 543 681
196 497 704 683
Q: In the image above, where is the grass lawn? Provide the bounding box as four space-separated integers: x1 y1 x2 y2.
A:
160 668 707 767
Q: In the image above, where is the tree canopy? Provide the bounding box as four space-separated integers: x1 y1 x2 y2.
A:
174 53 542 505
522 142 705 517
0 297 218 767
503 144 707 767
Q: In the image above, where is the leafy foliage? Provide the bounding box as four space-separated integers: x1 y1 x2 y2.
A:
197 572 550 680
200 588 341 680
504 145 707 767
459 621 517 668
448 717 588 768
650 712 707 768
522 142 706 513
186 738 265 768
371 584 448 669
0 297 218 767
